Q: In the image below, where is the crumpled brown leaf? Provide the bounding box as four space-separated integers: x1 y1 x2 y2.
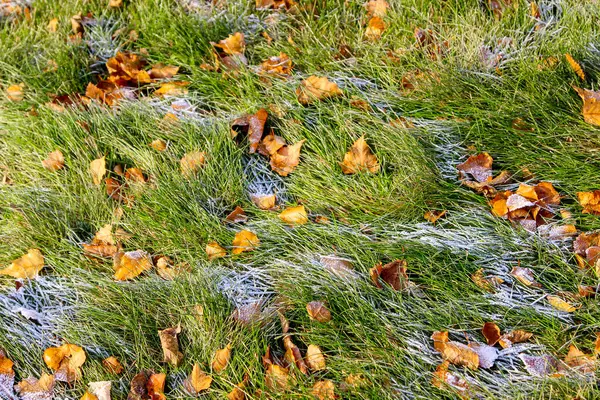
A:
158 325 184 366
577 190 600 215
270 139 305 176
42 150 65 171
180 151 206 176
227 374 249 400
482 322 501 346
510 266 541 288
498 330 533 349
43 343 86 382
113 250 153 280
364 0 389 17
564 345 596 374
259 53 292 75
365 16 385 41
265 364 291 391
82 224 122 257
0 249 45 279
102 356 123 374
340 136 379 174
312 380 336 400
573 231 600 271
226 206 248 224
184 363 212 396
283 336 308 374
307 301 331 322
296 76 342 105
127 371 149 400
370 259 411 290
231 109 268 154
147 373 166 400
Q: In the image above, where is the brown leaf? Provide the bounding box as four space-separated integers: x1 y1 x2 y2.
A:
320 255 354 279
232 301 262 325
424 210 447 224
231 109 268 154
457 153 493 183
125 168 146 183
113 250 153 280
265 364 291 391
431 361 470 396
102 356 123 374
158 325 184 366
184 364 213 395
305 344 326 371
577 190 600 215
128 371 149 400
482 322 501 346
47 18 59 33
42 150 65 171
306 301 331 322
471 268 504 292
370 259 409 290
574 86 600 126
227 374 249 400
226 206 248 223
270 140 305 176
147 373 166 400
16 373 55 400
0 249 45 279
498 330 533 348
258 133 286 156
565 54 585 80
180 151 206 176
206 241 227 260
83 224 120 257
278 205 308 225
90 156 106 185
154 81 189 97
283 336 308 374
251 193 276 209
296 76 342 105
510 266 541 288
149 64 179 80
43 343 86 383
155 256 189 280
564 345 595 374
312 380 336 400
212 344 231 373
232 230 259 255
439 342 479 370
340 136 379 174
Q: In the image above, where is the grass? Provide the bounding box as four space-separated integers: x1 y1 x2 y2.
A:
2 0 600 399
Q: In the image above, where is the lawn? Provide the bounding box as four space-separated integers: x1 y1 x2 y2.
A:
1 0 600 399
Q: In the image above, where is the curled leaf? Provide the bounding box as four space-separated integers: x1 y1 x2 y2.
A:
574 86 600 126
307 301 331 322
184 364 213 395
158 325 184 366
482 322 501 346
370 259 410 290
270 139 305 176
577 190 600 215
16 373 55 400
147 373 166 400
340 137 379 174
547 295 579 312
251 193 276 209
312 380 336 400
510 266 541 288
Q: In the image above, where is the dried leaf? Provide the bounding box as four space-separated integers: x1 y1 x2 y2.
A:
547 295 579 312
307 301 331 322
439 341 479 369
16 373 55 400
265 364 291 391
258 133 286 156
125 168 146 183
184 364 212 395
149 64 179 80
128 371 149 400
154 81 189 97
270 139 305 176
424 210 447 224
113 250 153 280
6 84 24 101
83 224 119 257
102 356 123 374
212 344 231 373
340 136 379 174
232 230 259 255
482 322 501 346
312 380 336 400
88 381 112 400
305 344 326 371
251 193 276 209
370 259 409 290
147 373 166 400
283 336 308 374
577 190 600 215
365 0 389 17
278 205 308 225
520 353 562 377
457 153 493 183
471 268 503 292
510 266 541 288
42 150 65 171
0 249 45 279
158 325 184 366
227 375 249 400
468 342 498 368
206 241 227 260
564 345 595 374
226 206 248 224
296 76 342 105
150 139 167 151
566 54 585 80
431 361 470 396
180 151 206 176
320 255 354 279
232 301 262 325
81 392 98 400
90 156 106 185
431 331 449 352
259 53 292 75
47 18 59 32
498 330 533 349
109 0 123 8
365 16 385 41
43 344 86 382
156 256 189 280
574 86 600 126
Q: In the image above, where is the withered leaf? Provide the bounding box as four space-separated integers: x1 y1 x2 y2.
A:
340 136 379 174
213 32 245 55
113 250 153 280
270 139 305 176
206 241 227 260
158 325 184 366
231 109 268 154
305 344 326 371
439 341 480 370
42 150 65 171
251 193 276 210
498 330 533 349
102 356 123 374
306 301 331 322
150 139 167 151
16 373 55 400
296 76 342 105
232 230 259 255
564 345 595 374
265 364 291 391
510 266 541 288
128 371 149 400
577 190 600 215
457 153 492 183
232 301 262 325
471 268 504 292
149 64 179 80
184 364 212 395
370 259 409 290
82 224 120 257
365 0 389 17
90 156 106 185
180 151 206 176
156 256 189 280
431 361 470 396
565 54 585 80
226 206 248 224
147 373 166 400
227 374 249 400
424 210 447 224
278 205 308 225
574 86 600 126
88 381 111 400
43 343 86 383
154 81 189 97
365 16 385 41
6 84 24 101
482 322 501 346
312 380 336 400
0 249 45 279
259 53 292 75
283 336 308 374
212 344 231 373
258 133 286 156
547 295 579 312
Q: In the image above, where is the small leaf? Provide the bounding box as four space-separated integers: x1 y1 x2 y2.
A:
226 206 248 224
370 259 410 290
232 230 259 255
147 373 166 400
365 16 385 41
573 86 600 126
90 156 106 185
365 0 389 17
158 325 184 366
212 32 245 55
577 190 600 215
312 380 336 400
16 373 55 400
0 249 44 279
42 150 65 171
6 84 24 101
149 139 167 151
457 153 492 183
278 205 308 225
251 193 276 209
296 76 342 105
184 364 212 395
206 241 227 260
180 151 205 176
565 54 585 80
510 266 541 288
113 250 153 280
306 301 331 322
270 139 305 176
424 210 447 224
547 295 579 312
305 344 326 371
564 345 595 374
482 322 501 346
102 356 123 374
340 137 379 174
498 330 533 348
212 344 231 373
264 364 291 391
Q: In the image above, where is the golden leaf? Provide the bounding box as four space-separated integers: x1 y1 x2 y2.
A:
47 18 59 33
340 136 379 174
270 139 305 176
259 53 292 75
577 190 600 215
81 392 98 400
431 361 470 396
42 150 65 171
154 81 189 97
595 332 600 355
109 0 122 7
431 331 449 352
124 167 146 183
471 268 503 292
564 345 595 374
6 84 24 102
158 325 184 366
232 230 259 255
306 301 331 322
82 224 120 257
213 32 245 55
424 210 447 224
265 364 291 391
365 16 385 41
102 356 123 374
482 322 501 346
0 350 14 375
90 157 106 185
574 86 600 126
258 133 286 156
278 205 308 225
365 0 389 17
0 249 45 279
212 344 231 373
113 250 153 280
180 151 206 176
88 381 111 400
296 76 342 105
498 330 533 348
440 342 479 370
227 374 249 400
510 266 541 288
547 295 579 312
251 193 276 209
147 373 166 400
16 373 55 398
184 363 212 395
156 256 189 280
149 64 179 80
43 343 86 383
312 380 336 400
206 241 227 260
565 54 585 80
150 139 167 151
305 344 326 371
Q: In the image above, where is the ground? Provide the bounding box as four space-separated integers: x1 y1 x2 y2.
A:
1 0 600 399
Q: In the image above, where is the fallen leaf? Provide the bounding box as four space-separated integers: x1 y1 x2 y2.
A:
155 256 189 280
42 150 65 171
213 32 245 55
498 330 533 348
231 109 268 154
113 250 153 280
312 380 336 400
83 224 119 257
232 230 259 255
0 350 14 376
227 375 249 400
306 301 331 322
149 64 179 80
125 168 146 183
574 86 600 126
365 0 389 17
296 76 342 105
259 53 292 75
0 249 44 279
15 373 55 400
81 392 98 400
6 84 24 101
258 133 286 156
520 353 562 377
482 322 501 346
150 139 167 151
184 363 212 395
457 153 492 183
109 0 122 7
180 151 206 176
595 333 600 355
43 343 86 382
206 241 227 260
340 136 379 174
365 16 385 41
88 381 111 400
231 301 262 325
90 157 106 185
424 210 447 224
564 345 595 374
128 371 149 400
431 361 470 396
305 344 326 371
468 342 498 368
270 140 305 176
431 331 449 352
47 18 59 32
370 259 409 290
147 373 166 400
439 341 479 369
547 295 579 312
279 205 308 225
154 81 189 97
577 190 600 215
102 356 123 374
283 336 308 374
158 325 184 366
212 344 231 373
566 54 585 80
471 268 503 292
265 364 291 391
320 255 354 279
251 193 276 209
510 266 541 288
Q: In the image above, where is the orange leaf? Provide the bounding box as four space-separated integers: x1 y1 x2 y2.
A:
482 322 501 346
306 301 331 322
43 344 86 383
565 54 585 80
564 345 595 374
577 190 600 215
102 356 123 374
305 344 326 371
90 156 106 185
184 364 213 395
180 151 206 176
16 373 55 399
42 150 65 171
278 205 308 225
259 53 292 75
574 86 600 126
457 153 493 183
424 210 447 224
232 230 259 255
213 32 245 55
206 241 227 260
6 84 24 101
365 0 389 17
212 344 232 373
0 249 45 279
510 266 541 288
113 250 153 280
150 139 167 151
312 380 336 400
370 259 409 290
251 193 276 209
365 16 385 41
296 76 342 105
270 139 305 176
147 373 166 400
340 136 379 174
265 364 291 391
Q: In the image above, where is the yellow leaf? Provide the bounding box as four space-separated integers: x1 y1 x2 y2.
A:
270 140 305 176
206 241 227 260
340 136 379 174
365 0 389 17
212 344 231 373
109 0 122 7
439 341 479 370
180 151 206 176
498 330 533 348
149 64 179 80
184 363 212 395
150 139 167 151
43 344 86 383
113 250 153 280
365 16 385 41
0 249 45 279
154 81 189 97
278 205 308 225
80 392 98 400
574 86 600 126
227 374 249 400
0 350 14 375
305 344 326 371
510 266 541 288
90 157 106 185
250 193 276 209
577 190 600 215
547 295 579 312
158 325 184 366
312 380 336 400
424 210 446 224
232 230 259 255
264 364 291 391
565 54 585 80
259 53 292 75
6 84 24 102
213 32 245 55
102 356 123 374
296 76 342 105
564 345 595 374
42 150 65 171
16 373 55 398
